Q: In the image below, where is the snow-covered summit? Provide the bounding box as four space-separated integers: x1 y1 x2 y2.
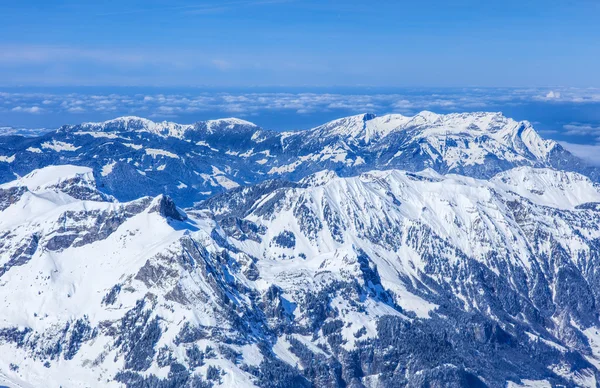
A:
378 111 556 162
72 116 194 138
269 111 562 183
205 117 258 131
307 113 411 144
61 111 554 155
302 111 551 149
0 165 94 192
61 116 259 140
299 169 339 186
401 111 557 166
406 110 506 131
491 166 600 209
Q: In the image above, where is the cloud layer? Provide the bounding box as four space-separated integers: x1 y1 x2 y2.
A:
2 87 600 120
2 87 600 154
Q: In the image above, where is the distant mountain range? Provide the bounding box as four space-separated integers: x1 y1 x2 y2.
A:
1 113 600 387
1 112 596 207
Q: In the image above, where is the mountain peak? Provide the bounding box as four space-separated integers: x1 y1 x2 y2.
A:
406 111 508 131
363 112 377 121
311 112 410 143
299 169 339 186
64 116 260 139
413 110 442 122
1 165 94 192
82 116 158 129
0 164 113 202
149 194 187 221
309 111 526 145
66 116 194 138
200 117 260 135
205 117 257 127
491 166 598 209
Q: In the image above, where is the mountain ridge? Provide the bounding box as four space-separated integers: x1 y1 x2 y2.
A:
1 111 587 208
56 111 551 149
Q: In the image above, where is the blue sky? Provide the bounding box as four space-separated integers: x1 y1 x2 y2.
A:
1 0 599 87
2 2 600 163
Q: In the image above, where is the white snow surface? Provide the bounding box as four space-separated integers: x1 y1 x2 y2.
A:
40 140 81 152
491 166 600 209
73 116 257 139
78 116 194 139
0 165 94 191
0 155 15 163
257 111 561 175
1 164 600 386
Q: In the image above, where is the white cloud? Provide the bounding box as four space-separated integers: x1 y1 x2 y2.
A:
1 88 600 127
533 88 600 103
563 123 600 136
393 99 413 109
11 106 43 114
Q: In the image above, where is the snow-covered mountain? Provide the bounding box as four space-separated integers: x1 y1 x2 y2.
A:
2 112 600 387
1 161 600 387
0 112 596 207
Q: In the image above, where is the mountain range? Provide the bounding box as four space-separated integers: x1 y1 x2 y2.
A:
1 112 600 387
1 112 595 207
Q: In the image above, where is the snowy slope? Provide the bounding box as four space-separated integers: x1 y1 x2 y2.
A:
194 166 600 387
1 164 600 387
272 111 561 180
0 165 94 191
1 111 600 387
76 116 195 138
491 166 600 209
0 166 259 387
